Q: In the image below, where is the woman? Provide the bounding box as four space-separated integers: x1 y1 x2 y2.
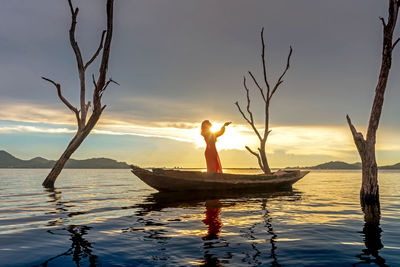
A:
201 120 231 173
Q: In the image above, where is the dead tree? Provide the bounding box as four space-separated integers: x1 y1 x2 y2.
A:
346 0 399 205
235 28 292 174
42 0 117 188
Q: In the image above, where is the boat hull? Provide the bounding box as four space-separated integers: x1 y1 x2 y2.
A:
131 165 309 192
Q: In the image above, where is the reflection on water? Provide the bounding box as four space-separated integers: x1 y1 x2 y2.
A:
134 190 296 266
202 200 222 240
1 169 400 266
41 225 98 267
201 200 224 267
40 188 98 266
354 202 387 267
262 198 280 267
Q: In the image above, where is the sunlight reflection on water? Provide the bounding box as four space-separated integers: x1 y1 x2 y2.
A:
0 169 399 266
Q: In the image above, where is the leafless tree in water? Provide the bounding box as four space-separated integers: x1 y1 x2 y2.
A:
235 28 292 174
346 0 400 206
42 0 117 188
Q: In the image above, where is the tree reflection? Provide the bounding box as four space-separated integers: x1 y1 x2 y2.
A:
45 188 68 226
41 225 98 266
262 198 280 266
354 202 387 267
41 188 98 266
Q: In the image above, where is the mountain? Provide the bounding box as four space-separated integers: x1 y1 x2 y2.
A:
0 150 130 169
380 163 400 169
0 150 26 168
309 161 361 170
290 160 400 170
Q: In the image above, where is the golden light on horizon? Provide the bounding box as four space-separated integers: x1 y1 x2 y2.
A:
4 104 400 166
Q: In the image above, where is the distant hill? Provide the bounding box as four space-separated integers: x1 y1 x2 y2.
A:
309 161 361 170
287 160 400 170
380 163 400 170
0 150 130 169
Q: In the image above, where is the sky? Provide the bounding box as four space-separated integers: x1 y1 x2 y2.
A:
1 0 400 168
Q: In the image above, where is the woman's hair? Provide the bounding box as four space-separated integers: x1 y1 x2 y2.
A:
201 120 211 136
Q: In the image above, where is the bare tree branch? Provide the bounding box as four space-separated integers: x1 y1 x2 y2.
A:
68 0 84 74
248 71 266 101
42 77 77 113
93 0 114 114
99 78 119 99
346 114 366 155
92 74 97 90
96 0 114 93
84 30 107 70
260 27 270 96
245 146 264 171
67 0 77 16
85 101 91 115
102 78 120 91
67 0 87 125
235 101 251 125
380 17 387 27
366 0 399 144
269 46 293 100
236 76 264 142
393 37 400 49
243 76 254 123
42 76 81 128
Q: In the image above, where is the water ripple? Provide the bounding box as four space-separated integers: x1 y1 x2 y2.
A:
0 169 399 266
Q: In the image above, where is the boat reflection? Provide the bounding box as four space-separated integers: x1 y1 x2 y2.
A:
135 190 299 215
135 189 299 266
354 202 387 267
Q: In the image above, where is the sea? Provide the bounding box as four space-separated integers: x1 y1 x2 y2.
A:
0 169 399 266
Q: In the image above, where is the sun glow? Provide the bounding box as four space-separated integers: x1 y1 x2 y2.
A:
194 122 258 150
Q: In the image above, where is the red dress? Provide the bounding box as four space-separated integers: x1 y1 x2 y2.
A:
203 127 225 173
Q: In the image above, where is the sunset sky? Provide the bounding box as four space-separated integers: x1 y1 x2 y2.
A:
1 0 400 168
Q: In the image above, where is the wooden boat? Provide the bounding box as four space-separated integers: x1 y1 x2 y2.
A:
131 165 309 192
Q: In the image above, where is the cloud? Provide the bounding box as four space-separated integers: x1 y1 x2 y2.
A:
0 125 74 134
0 102 76 125
0 103 398 162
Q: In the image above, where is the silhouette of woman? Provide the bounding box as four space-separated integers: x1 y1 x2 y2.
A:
201 120 231 173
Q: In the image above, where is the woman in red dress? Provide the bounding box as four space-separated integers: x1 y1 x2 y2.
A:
201 120 231 173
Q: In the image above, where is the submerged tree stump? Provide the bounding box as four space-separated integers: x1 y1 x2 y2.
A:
346 0 399 204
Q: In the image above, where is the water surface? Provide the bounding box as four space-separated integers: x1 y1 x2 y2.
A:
0 169 399 266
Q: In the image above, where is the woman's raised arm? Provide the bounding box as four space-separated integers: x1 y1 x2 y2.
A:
215 122 231 137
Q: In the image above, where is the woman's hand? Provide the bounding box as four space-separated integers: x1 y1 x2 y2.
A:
224 122 232 127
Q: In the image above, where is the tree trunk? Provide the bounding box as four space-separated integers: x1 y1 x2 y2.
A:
259 141 271 174
42 113 102 188
42 134 82 188
347 0 399 205
360 147 379 205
